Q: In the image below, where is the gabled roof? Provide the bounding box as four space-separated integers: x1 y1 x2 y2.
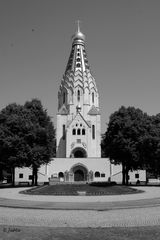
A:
57 105 68 115
67 112 91 128
88 105 100 115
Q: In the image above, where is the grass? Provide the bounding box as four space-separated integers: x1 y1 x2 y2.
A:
1 225 160 240
21 183 142 196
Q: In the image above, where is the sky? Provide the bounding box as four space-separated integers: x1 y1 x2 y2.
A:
0 0 160 133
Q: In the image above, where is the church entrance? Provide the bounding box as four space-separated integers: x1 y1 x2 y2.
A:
74 169 84 181
70 163 88 182
70 147 87 158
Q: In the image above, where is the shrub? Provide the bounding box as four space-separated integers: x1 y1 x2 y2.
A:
89 181 117 187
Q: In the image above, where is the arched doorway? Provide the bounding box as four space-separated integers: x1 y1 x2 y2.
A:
70 163 88 182
74 169 84 181
58 172 64 182
70 147 87 158
74 150 84 158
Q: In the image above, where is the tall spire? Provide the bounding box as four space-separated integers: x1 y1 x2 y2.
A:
65 21 89 73
61 23 98 102
57 23 101 159
58 22 99 127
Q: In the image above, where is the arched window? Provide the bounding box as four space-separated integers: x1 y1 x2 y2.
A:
82 129 85 135
92 92 94 104
95 171 100 177
72 129 76 135
58 172 64 178
63 92 65 104
63 125 65 140
92 125 95 139
77 129 81 135
76 63 81 68
77 90 80 102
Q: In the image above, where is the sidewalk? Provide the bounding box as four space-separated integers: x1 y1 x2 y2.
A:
0 186 160 210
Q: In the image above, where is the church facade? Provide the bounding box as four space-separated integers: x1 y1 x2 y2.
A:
56 24 101 159
15 25 146 185
15 25 113 184
48 24 111 183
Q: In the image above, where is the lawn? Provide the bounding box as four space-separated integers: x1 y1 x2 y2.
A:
22 183 142 195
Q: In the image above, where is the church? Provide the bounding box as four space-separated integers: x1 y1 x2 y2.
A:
49 23 111 183
56 23 101 159
15 24 145 185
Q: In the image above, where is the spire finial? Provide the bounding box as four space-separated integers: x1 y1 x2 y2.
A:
72 20 85 43
77 20 80 32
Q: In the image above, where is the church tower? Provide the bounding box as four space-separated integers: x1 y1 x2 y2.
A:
56 23 101 158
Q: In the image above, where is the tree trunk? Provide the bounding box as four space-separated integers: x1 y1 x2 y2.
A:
125 165 129 186
122 163 126 185
35 167 38 186
32 166 38 186
12 167 15 186
0 165 3 181
32 167 35 186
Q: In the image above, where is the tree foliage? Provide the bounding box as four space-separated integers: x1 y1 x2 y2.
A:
0 99 56 185
138 114 160 177
102 106 152 185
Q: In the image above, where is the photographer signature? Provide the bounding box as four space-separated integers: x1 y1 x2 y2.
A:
3 227 21 233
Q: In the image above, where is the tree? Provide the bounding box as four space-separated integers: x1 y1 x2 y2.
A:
138 114 160 177
0 103 32 185
0 99 56 186
23 99 56 185
102 106 149 185
152 114 160 175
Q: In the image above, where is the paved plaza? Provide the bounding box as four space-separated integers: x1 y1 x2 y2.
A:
0 186 160 227
0 186 160 239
